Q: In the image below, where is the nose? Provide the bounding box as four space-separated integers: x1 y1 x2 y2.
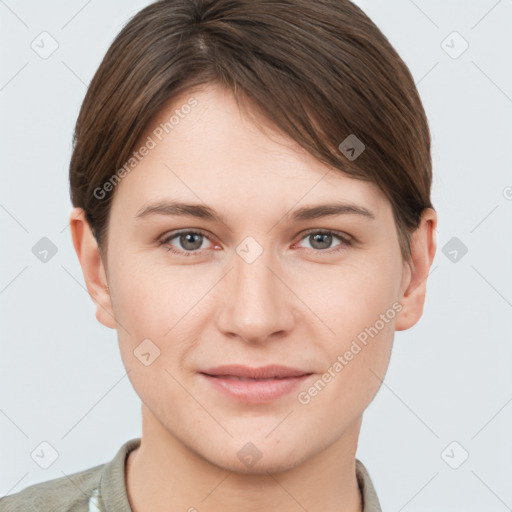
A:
215 242 296 344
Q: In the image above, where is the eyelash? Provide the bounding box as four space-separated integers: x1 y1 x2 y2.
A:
159 229 353 257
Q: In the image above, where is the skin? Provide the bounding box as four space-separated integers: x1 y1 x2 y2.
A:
70 84 437 512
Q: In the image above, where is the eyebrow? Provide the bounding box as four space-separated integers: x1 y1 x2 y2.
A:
135 201 226 223
135 200 376 223
292 203 375 221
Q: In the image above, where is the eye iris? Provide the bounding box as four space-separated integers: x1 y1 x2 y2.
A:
180 233 203 250
310 233 332 250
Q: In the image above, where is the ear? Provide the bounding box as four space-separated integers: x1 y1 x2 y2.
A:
69 207 117 329
395 207 437 331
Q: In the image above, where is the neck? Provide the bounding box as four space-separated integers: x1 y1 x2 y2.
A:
126 406 363 512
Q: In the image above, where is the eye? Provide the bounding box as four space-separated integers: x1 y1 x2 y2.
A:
159 228 353 257
159 229 216 256
295 230 352 253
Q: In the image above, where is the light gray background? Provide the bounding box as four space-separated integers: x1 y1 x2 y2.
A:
1 1 511 510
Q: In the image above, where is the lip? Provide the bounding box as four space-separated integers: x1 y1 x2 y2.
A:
199 364 313 403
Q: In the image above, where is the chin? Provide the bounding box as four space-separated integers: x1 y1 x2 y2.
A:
197 435 311 475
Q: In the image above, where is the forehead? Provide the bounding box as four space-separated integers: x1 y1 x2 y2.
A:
111 84 391 220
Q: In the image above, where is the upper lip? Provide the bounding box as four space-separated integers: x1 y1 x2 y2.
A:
200 364 311 379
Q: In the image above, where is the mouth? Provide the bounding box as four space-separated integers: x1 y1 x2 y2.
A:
205 375 299 381
199 365 313 403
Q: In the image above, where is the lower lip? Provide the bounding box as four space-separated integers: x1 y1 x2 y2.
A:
200 373 312 403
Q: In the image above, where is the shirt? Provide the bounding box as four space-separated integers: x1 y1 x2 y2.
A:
0 437 382 511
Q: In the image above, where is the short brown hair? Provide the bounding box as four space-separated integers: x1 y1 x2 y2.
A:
69 0 433 260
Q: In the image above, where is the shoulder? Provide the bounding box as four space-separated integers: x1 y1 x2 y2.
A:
0 462 104 512
0 438 141 512
355 458 382 512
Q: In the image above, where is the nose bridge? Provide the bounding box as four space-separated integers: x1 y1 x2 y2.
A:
217 237 294 342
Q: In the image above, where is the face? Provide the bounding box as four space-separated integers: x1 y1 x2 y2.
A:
93 84 413 473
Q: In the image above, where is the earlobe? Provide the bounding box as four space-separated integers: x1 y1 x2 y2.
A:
69 207 117 329
395 208 437 331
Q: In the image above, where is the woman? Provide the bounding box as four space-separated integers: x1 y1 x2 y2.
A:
2 0 437 510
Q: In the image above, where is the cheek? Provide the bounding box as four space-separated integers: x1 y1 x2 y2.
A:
295 272 397 425
109 251 200 332
296 256 400 400
107 255 203 408
108 251 212 374
301 254 402 342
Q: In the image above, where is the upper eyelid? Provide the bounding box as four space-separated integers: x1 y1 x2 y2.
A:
294 230 352 249
161 228 213 243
